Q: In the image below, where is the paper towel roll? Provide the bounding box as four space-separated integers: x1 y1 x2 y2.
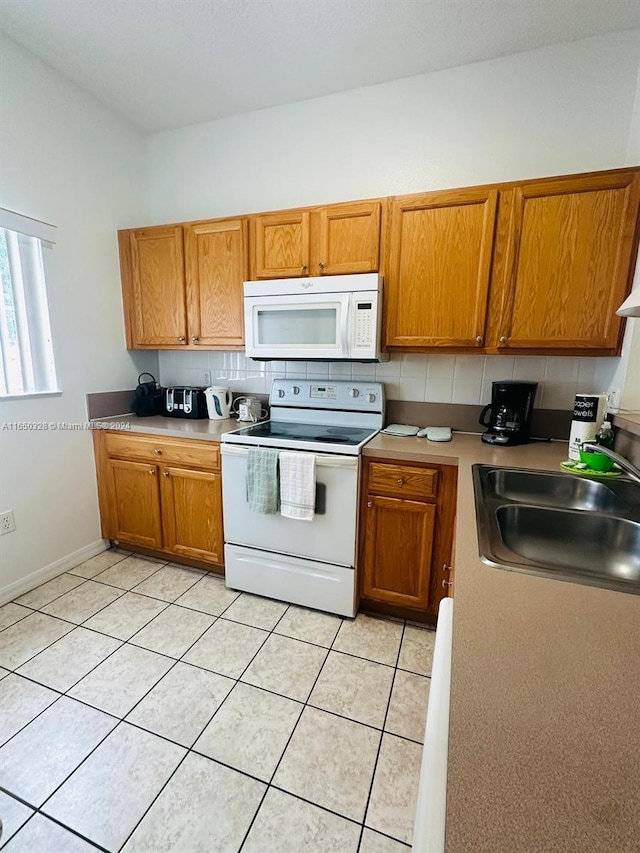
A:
568 393 607 460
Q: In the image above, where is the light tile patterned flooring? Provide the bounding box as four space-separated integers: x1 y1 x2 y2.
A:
0 550 435 852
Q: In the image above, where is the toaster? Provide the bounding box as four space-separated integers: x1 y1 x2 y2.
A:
163 387 208 419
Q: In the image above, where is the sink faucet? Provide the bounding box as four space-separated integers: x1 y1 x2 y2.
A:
581 443 640 486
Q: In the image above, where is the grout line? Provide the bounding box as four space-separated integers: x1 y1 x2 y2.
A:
236 608 337 852
0 802 108 852
356 620 407 852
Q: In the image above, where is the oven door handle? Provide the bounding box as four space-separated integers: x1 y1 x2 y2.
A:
221 444 359 468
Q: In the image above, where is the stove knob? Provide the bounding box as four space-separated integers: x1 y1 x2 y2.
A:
278 389 285 398
349 388 360 398
292 386 300 395
367 393 377 403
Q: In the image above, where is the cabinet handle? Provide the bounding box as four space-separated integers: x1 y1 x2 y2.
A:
178 336 186 342
442 579 453 588
367 501 373 508
442 563 452 572
192 336 199 343
499 335 509 345
397 478 403 486
148 469 155 475
475 336 483 345
163 471 170 477
301 264 308 273
318 262 325 272
153 448 162 455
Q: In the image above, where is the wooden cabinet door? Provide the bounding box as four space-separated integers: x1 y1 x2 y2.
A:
386 188 498 348
315 202 381 275
496 172 640 350
362 495 436 609
185 219 248 348
252 211 310 278
126 226 187 347
161 467 223 564
105 459 163 549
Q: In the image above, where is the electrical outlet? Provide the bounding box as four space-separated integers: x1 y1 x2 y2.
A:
203 370 212 386
608 388 620 411
1 510 16 535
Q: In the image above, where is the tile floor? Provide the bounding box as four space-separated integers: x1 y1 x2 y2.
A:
0 549 435 852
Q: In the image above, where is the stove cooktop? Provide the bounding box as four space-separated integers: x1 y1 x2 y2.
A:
226 420 376 447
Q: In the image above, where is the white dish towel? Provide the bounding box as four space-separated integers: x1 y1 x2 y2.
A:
279 451 316 521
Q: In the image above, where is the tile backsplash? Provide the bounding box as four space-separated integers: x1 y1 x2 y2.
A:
158 351 620 410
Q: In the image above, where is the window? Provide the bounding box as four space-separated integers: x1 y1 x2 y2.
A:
0 208 58 397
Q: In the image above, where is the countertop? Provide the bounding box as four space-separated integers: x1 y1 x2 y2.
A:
364 433 640 853
92 414 240 441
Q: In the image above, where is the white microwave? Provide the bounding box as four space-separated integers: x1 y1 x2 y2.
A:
243 273 386 361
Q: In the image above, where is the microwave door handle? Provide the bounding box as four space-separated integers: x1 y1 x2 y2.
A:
340 296 350 357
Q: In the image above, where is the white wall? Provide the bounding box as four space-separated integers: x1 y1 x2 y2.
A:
0 35 157 600
149 30 639 410
146 30 640 222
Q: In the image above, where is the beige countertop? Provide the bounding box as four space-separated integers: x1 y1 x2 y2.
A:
91 414 240 441
364 432 640 853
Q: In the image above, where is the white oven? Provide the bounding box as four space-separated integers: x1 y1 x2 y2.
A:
243 273 384 361
220 379 384 618
222 446 360 617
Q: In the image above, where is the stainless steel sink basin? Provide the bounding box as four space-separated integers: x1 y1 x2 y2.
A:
473 465 640 595
487 468 631 513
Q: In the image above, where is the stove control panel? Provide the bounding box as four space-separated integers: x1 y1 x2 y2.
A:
270 379 384 413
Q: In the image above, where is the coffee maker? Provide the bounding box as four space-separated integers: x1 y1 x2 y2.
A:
479 381 538 446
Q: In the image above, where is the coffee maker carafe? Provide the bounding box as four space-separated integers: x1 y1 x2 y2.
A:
479 381 538 446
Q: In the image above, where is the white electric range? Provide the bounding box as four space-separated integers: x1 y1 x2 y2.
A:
221 379 384 617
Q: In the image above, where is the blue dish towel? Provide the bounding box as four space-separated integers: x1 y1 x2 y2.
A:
247 448 280 514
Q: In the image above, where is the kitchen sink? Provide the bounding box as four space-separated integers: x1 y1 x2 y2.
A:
473 465 640 595
487 468 631 513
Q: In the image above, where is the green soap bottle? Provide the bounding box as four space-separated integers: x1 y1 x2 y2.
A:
595 420 615 449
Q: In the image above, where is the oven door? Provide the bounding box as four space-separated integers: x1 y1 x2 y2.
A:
244 292 350 360
221 445 360 567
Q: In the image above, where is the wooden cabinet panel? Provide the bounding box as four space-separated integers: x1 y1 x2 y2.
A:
495 172 640 350
105 459 163 549
367 462 438 500
362 495 436 609
358 458 457 619
253 211 310 278
386 188 498 348
316 202 381 275
126 226 187 347
161 467 223 564
104 433 220 470
185 219 248 347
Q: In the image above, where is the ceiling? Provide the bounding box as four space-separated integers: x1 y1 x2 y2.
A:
1 0 639 132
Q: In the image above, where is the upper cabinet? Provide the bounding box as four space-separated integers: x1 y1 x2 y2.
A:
118 168 640 354
489 171 640 351
119 217 248 350
184 219 248 348
121 226 187 347
385 169 640 355
385 188 498 348
251 210 310 278
250 200 382 279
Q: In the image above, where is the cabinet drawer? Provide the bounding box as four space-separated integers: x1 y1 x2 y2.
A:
104 432 220 471
368 463 438 500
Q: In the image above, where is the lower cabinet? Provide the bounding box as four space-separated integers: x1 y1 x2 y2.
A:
94 430 224 569
358 457 457 619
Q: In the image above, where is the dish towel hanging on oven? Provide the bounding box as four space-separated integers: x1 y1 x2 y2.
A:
246 448 280 514
279 451 316 521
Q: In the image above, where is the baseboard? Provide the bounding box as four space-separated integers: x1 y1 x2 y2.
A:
0 539 109 606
